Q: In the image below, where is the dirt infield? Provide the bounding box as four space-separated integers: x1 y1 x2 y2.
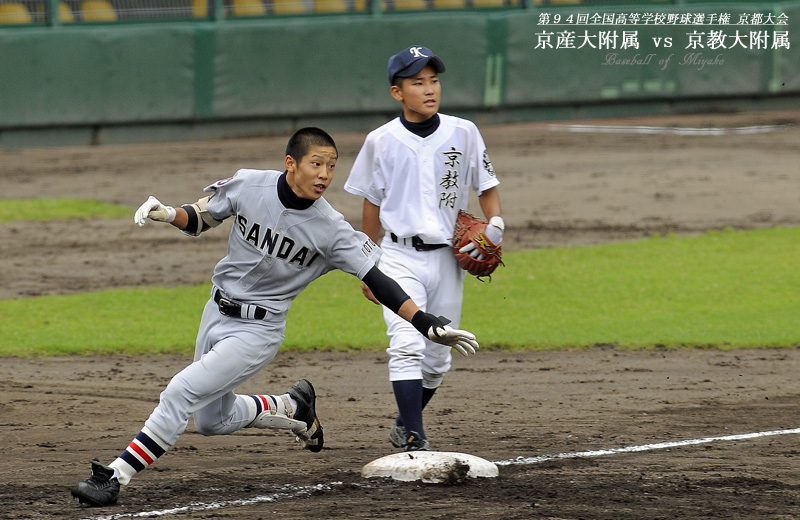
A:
2 111 800 519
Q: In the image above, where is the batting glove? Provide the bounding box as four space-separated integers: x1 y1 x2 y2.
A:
134 196 176 227
411 311 479 357
429 325 479 357
459 216 504 260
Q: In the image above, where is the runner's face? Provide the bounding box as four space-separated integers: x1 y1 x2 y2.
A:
285 145 337 200
392 65 441 123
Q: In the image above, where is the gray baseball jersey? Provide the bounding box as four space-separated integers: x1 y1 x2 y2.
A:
205 168 381 316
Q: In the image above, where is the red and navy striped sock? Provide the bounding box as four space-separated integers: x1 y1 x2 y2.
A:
245 393 300 428
251 394 279 415
245 394 281 427
109 426 170 485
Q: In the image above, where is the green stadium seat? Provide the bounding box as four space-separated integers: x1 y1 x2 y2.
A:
81 0 117 20
0 2 33 23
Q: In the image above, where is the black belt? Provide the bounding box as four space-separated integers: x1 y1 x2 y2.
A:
213 287 268 320
390 233 449 252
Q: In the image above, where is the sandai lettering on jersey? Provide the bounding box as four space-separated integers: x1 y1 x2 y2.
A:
237 215 321 267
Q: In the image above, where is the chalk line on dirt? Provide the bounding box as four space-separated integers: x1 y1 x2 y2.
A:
78 427 800 520
547 124 792 135
495 427 800 466
78 483 344 520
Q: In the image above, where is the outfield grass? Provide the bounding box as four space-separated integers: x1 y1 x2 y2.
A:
0 198 131 222
1 226 798 357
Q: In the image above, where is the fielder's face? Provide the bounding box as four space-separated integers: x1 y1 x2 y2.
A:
285 145 337 200
391 64 441 123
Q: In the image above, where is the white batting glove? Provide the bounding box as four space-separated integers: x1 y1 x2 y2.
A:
459 216 504 260
428 325 479 357
486 216 504 244
134 196 176 227
412 312 480 357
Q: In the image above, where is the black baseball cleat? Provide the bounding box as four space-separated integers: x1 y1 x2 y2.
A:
288 379 324 452
404 431 431 452
71 460 120 507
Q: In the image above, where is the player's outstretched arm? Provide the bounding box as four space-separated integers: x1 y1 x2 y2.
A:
134 196 187 229
134 194 223 236
361 266 479 356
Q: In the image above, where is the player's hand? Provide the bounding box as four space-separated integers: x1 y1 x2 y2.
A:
485 216 504 244
360 281 380 305
459 242 483 260
134 196 176 227
428 325 479 357
459 216 504 260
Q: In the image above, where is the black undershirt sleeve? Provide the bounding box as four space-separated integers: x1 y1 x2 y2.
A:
361 265 410 315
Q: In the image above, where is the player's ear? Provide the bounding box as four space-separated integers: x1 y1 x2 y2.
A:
285 154 296 173
390 85 403 103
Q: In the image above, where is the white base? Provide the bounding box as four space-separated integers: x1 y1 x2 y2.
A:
361 451 499 483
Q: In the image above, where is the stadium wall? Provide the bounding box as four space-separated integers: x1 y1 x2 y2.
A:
0 3 797 147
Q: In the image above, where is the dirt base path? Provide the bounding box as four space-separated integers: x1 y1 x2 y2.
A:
2 348 799 519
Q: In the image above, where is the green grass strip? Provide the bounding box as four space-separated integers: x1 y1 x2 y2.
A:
0 286 210 356
1 227 798 356
0 198 131 222
463 227 800 349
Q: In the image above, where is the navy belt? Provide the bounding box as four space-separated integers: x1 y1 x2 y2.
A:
390 233 449 252
213 287 268 320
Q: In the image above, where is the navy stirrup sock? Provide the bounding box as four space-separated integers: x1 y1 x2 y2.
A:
395 385 438 430
392 380 425 438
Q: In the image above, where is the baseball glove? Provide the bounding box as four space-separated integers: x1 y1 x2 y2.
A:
452 210 503 280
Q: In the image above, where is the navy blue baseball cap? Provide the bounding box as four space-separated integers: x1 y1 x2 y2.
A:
387 45 446 84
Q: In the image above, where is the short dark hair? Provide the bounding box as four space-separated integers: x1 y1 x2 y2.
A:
285 127 337 161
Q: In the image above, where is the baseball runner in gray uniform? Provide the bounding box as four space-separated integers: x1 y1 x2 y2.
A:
71 127 479 507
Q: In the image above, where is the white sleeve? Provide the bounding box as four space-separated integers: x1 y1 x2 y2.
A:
345 136 383 206
470 127 500 196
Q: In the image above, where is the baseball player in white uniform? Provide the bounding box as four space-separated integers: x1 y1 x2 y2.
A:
71 127 479 507
345 46 504 451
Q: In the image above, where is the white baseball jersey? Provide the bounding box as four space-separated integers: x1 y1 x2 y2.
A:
205 168 381 316
344 113 499 384
344 113 499 244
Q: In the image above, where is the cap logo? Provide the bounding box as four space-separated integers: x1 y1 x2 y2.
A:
409 46 428 58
